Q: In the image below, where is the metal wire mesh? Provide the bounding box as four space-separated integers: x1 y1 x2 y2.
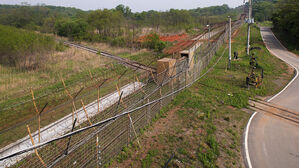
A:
0 20 243 168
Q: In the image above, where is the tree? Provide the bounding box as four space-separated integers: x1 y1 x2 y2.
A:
55 19 88 40
252 0 275 21
272 0 299 42
144 33 166 52
115 4 132 17
87 9 124 37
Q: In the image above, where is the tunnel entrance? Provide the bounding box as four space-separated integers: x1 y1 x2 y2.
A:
180 50 189 58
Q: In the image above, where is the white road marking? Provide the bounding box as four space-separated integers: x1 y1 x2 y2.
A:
244 27 299 168
261 27 298 103
245 111 257 168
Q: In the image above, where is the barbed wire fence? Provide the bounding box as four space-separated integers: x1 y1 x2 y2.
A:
0 20 242 168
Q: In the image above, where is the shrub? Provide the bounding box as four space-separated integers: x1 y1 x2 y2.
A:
55 19 89 41
0 24 56 69
143 33 166 52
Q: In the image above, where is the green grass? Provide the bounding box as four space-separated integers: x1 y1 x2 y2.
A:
118 51 159 66
258 21 273 27
141 149 159 168
109 23 293 167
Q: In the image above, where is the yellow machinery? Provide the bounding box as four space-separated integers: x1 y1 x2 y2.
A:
246 53 263 88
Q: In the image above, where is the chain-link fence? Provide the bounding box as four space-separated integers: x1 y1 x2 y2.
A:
0 20 242 168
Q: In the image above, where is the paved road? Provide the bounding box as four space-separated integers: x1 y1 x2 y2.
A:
246 27 299 168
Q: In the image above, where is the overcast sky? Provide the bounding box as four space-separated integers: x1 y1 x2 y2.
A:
1 0 245 12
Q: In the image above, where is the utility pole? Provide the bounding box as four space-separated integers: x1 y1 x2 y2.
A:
246 0 252 55
228 16 232 69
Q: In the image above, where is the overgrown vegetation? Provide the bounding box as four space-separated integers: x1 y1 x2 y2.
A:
251 0 298 53
252 0 276 22
0 24 57 69
55 18 89 41
142 33 167 52
0 3 242 49
108 24 293 167
272 0 299 54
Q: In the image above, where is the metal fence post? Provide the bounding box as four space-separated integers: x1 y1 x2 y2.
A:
97 137 101 167
128 116 131 144
159 88 162 109
147 98 150 124
185 70 187 87
171 80 174 100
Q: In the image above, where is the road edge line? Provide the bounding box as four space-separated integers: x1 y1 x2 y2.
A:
244 111 257 168
267 67 298 102
244 27 299 168
259 27 299 102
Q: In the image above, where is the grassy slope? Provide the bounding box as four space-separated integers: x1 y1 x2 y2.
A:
108 24 293 168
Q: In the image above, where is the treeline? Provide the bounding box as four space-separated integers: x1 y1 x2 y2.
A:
251 0 298 48
252 0 276 22
0 25 58 69
0 4 242 48
0 4 86 31
272 0 299 46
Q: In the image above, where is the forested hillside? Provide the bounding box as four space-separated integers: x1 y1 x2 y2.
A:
251 0 298 52
272 0 299 50
252 0 276 22
0 4 243 47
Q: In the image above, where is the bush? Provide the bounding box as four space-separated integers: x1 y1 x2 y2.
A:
0 24 56 68
55 19 89 41
143 33 166 52
111 37 125 47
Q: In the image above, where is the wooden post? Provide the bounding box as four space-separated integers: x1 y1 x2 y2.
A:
26 125 47 167
88 69 93 80
110 63 114 69
115 84 140 148
88 69 101 115
135 76 145 94
116 84 127 108
128 114 141 148
81 100 92 126
61 76 81 127
30 88 41 143
80 101 100 168
150 70 158 85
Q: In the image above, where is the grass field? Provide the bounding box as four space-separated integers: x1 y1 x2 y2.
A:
0 31 159 148
108 23 293 167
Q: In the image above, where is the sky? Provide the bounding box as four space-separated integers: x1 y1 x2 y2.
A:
0 0 245 12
